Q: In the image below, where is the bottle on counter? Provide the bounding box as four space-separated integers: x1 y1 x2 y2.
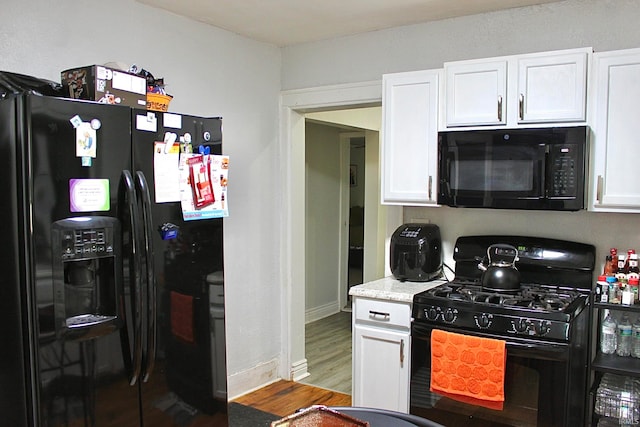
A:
632 316 640 358
628 253 640 281
630 277 640 304
612 248 619 267
608 276 621 304
617 313 633 357
601 309 618 355
616 254 628 283
622 282 635 305
597 275 610 303
604 253 615 277
626 249 636 270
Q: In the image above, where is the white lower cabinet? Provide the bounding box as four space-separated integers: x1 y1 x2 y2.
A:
352 297 411 413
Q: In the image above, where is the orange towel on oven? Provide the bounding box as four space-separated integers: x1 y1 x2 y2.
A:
430 329 505 410
170 291 195 344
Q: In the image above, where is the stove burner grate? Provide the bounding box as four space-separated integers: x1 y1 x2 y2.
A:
424 282 583 313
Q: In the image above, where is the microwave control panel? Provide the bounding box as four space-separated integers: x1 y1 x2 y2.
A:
548 144 581 198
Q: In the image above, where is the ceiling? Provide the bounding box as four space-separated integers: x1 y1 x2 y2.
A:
136 0 565 47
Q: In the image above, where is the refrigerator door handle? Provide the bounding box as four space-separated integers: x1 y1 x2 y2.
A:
117 170 144 386
136 171 157 382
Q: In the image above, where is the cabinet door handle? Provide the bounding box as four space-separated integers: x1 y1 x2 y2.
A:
497 95 503 122
428 176 433 200
596 175 603 204
519 93 524 120
400 339 405 365
369 310 390 320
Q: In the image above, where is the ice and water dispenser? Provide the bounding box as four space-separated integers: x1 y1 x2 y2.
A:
51 217 122 341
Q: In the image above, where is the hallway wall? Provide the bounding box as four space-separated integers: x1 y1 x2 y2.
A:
305 121 343 322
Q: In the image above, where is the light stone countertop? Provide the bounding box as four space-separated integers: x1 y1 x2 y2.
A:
348 276 448 303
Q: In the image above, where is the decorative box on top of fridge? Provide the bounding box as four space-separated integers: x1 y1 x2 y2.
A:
61 65 147 108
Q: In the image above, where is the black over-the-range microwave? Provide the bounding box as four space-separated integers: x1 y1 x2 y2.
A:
437 126 588 211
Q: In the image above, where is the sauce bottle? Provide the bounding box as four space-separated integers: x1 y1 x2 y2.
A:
604 254 615 276
616 254 628 283
628 252 639 280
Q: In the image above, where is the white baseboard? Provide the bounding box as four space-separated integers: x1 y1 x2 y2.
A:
290 357 310 381
227 358 279 400
305 301 340 324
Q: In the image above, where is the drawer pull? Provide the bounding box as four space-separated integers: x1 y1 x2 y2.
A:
369 310 390 320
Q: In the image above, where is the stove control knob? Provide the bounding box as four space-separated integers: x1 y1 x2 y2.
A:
534 320 551 336
425 307 439 321
476 313 492 329
443 308 457 323
514 318 529 333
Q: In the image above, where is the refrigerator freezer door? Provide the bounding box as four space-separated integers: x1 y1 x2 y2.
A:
27 95 141 426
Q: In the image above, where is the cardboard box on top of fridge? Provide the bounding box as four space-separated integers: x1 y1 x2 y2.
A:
61 65 147 108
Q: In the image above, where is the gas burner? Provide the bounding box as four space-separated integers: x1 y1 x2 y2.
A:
431 285 454 298
424 282 583 313
502 296 569 311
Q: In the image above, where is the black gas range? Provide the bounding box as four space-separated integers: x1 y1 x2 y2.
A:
409 235 596 427
413 282 588 342
412 235 596 342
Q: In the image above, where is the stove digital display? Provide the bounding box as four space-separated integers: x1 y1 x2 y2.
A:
516 245 544 259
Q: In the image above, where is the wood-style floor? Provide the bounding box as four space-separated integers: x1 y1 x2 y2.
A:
232 310 353 419
232 380 351 417
299 310 352 394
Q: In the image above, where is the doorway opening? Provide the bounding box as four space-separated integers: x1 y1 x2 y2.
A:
299 112 379 394
280 81 393 390
347 136 365 311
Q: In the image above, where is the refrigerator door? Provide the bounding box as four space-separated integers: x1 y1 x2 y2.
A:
0 95 32 427
26 95 141 426
131 109 227 425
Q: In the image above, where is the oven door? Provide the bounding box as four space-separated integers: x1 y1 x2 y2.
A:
409 322 588 427
437 130 546 209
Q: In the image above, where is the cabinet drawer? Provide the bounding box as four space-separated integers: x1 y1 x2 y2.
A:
354 298 411 329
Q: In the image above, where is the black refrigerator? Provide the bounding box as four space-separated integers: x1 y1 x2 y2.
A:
0 92 227 427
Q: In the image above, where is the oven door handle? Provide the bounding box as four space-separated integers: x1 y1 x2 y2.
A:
411 323 569 353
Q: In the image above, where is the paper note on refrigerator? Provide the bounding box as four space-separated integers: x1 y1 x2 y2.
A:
153 142 181 203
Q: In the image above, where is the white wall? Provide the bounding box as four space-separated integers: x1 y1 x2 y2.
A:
305 122 343 321
282 0 640 275
2 0 282 398
282 0 640 90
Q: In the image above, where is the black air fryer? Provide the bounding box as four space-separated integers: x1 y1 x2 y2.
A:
390 223 443 282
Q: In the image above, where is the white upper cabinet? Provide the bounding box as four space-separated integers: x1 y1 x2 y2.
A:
381 69 441 206
445 60 507 127
444 48 591 128
517 50 588 123
590 48 640 212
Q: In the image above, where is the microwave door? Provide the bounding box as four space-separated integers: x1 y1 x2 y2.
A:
440 139 546 208
485 142 546 204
